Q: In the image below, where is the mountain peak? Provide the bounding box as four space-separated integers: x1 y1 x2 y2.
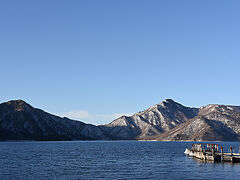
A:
164 99 175 103
0 99 109 141
105 98 199 139
5 99 33 111
159 99 179 106
158 99 181 107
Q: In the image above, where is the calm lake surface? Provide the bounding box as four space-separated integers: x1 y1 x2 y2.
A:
1 141 240 180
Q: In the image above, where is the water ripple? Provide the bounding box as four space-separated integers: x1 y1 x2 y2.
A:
1 141 240 179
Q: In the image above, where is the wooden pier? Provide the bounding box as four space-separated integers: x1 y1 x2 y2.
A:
184 144 240 163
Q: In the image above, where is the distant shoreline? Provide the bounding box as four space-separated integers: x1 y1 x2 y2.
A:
0 139 236 143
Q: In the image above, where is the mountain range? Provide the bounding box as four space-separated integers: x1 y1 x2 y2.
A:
1 99 240 141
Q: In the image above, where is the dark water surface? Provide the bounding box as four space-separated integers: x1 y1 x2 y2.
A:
1 141 240 179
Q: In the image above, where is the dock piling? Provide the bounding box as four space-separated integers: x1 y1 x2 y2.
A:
221 146 224 162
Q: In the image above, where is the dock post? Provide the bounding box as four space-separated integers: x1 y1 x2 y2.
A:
230 146 233 162
221 146 224 162
212 145 215 156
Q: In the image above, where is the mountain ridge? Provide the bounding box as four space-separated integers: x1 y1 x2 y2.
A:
1 99 240 141
0 100 109 141
100 99 199 139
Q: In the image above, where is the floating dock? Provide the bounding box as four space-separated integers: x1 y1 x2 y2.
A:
184 144 240 163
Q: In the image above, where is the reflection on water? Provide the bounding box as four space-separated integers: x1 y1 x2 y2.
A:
0 141 240 179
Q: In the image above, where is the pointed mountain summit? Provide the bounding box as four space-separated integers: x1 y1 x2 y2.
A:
0 99 33 114
5 99 33 109
99 99 199 139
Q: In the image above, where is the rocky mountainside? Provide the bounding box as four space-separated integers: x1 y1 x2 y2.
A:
1 99 240 141
99 99 198 139
157 104 240 141
0 100 109 140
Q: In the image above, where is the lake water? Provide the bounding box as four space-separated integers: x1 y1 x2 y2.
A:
1 141 240 179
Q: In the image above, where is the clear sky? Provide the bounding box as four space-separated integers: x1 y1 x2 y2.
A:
1 0 240 125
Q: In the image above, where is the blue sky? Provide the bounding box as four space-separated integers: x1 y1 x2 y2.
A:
1 0 240 124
